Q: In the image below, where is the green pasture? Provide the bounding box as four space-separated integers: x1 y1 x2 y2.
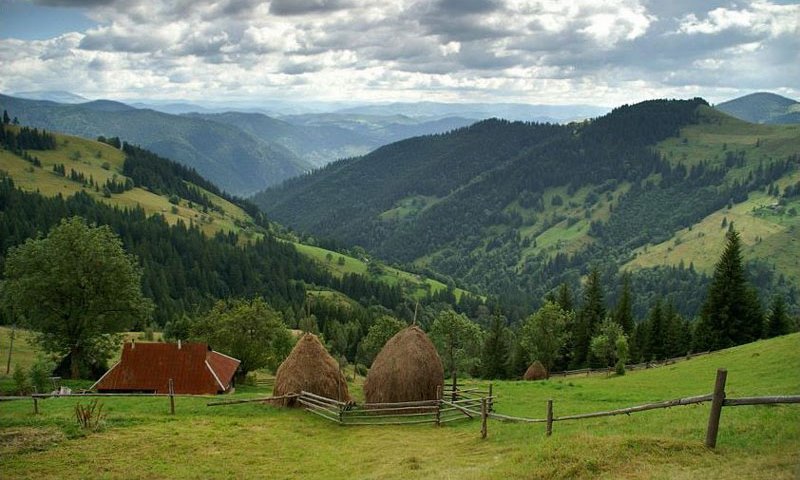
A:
1 332 798 479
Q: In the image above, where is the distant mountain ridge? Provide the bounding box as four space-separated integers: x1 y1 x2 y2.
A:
0 93 307 196
716 92 800 124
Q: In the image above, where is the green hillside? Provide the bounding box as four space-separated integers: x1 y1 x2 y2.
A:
625 107 800 283
0 127 260 240
255 99 800 316
1 332 797 478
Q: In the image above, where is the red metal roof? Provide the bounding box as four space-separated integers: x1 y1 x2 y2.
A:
93 342 240 395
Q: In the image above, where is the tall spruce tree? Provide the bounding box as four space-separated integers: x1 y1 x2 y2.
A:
613 273 635 335
765 295 791 338
695 228 764 350
646 298 666 361
574 266 606 367
481 314 510 379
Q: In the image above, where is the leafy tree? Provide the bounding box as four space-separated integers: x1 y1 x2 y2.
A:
357 315 405 366
589 318 628 370
2 217 152 379
430 309 484 388
694 228 764 350
519 301 572 374
765 295 791 338
481 314 510 379
191 297 293 380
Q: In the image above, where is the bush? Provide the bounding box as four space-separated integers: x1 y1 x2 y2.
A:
29 357 55 393
615 360 626 376
13 364 31 395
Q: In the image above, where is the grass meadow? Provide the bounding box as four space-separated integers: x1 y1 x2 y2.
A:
1 331 798 479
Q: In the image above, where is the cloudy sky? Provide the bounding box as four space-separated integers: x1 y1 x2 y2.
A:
1 0 798 106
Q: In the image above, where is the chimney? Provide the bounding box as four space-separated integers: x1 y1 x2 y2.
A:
178 339 181 350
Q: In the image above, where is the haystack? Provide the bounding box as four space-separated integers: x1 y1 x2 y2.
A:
524 360 548 380
364 325 444 404
272 333 350 406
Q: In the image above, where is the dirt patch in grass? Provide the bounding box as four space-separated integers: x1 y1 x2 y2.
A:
0 427 66 456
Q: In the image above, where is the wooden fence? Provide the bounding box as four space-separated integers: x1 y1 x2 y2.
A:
297 389 495 426
550 351 712 378
471 368 800 448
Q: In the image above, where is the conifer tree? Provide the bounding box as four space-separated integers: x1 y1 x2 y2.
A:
481 314 510 379
574 266 606 367
613 273 634 335
556 282 574 312
765 295 790 338
695 228 764 350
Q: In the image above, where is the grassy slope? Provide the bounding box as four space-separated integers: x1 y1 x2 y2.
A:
294 242 473 300
1 333 798 479
625 108 800 281
0 130 256 239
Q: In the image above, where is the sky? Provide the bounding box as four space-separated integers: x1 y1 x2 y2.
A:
1 0 798 107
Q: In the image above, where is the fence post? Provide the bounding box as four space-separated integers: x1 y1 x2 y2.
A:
480 398 488 439
33 395 39 415
435 385 442 427
705 368 727 448
488 383 493 412
168 378 175 415
546 399 553 437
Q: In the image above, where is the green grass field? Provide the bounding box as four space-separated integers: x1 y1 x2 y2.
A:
2 333 798 479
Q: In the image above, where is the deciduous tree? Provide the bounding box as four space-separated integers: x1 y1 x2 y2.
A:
191 297 293 380
2 217 152 379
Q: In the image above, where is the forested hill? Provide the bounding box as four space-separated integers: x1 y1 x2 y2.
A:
255 98 800 316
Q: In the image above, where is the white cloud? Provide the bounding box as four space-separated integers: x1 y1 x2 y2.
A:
1 0 797 105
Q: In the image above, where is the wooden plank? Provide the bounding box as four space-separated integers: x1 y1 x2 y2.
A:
303 405 341 423
344 405 438 414
360 399 439 408
723 395 800 406
206 393 298 406
340 417 436 426
440 400 475 419
300 391 346 407
298 398 341 416
342 410 438 420
556 394 713 422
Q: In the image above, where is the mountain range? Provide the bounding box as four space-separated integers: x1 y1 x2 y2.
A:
716 92 800 124
255 98 800 317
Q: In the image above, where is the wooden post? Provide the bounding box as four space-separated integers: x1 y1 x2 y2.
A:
488 383 493 412
480 398 488 439
435 385 442 427
546 399 553 437
705 368 727 449
33 396 39 415
451 368 458 402
6 325 15 374
168 378 175 415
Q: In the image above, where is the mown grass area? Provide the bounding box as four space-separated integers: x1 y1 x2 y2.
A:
293 241 473 301
2 333 798 479
626 184 800 283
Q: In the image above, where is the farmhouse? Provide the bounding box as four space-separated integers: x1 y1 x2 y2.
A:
91 340 240 395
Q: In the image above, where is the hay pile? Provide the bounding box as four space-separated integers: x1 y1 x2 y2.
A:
272 333 350 406
364 325 444 404
524 360 548 380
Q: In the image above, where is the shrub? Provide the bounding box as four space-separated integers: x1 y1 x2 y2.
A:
13 365 31 395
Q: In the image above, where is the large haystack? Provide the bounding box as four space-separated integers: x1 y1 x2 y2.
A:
364 325 444 404
272 333 350 406
524 360 548 381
